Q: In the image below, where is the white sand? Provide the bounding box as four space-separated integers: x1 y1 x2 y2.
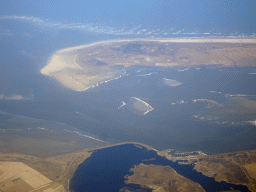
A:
55 38 256 55
131 97 154 115
41 53 82 75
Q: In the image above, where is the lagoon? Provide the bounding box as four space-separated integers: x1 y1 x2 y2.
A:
70 144 250 192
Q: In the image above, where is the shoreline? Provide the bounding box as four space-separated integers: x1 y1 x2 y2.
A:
41 37 256 73
1 141 255 192
49 37 256 56
66 141 256 192
40 37 256 92
66 142 157 191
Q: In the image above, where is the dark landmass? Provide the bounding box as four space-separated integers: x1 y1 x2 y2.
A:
0 150 91 192
156 148 256 192
194 149 256 192
1 141 256 191
125 163 205 192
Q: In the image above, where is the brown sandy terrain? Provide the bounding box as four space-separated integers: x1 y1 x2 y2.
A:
41 38 256 91
194 149 256 192
0 161 64 192
0 149 91 192
246 163 256 179
124 163 205 192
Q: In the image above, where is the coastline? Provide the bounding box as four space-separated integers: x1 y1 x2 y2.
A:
40 37 256 92
66 142 256 192
50 37 256 56
65 142 157 191
1 141 255 191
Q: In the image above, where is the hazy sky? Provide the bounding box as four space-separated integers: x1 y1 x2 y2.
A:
1 0 256 36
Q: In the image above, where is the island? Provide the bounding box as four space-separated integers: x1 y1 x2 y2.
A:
41 38 256 91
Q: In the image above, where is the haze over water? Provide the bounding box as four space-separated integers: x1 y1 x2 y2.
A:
1 0 256 155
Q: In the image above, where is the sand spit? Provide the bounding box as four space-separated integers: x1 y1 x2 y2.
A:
137 72 156 76
118 101 126 109
45 38 256 59
131 97 154 115
41 53 82 75
56 38 256 55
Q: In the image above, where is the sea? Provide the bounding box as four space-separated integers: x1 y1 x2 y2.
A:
1 1 256 191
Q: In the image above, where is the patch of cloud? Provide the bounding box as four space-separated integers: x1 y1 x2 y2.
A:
21 50 34 58
6 95 24 100
193 115 205 120
214 121 246 126
118 101 126 110
75 111 101 123
0 28 13 36
0 15 146 36
3 15 255 37
193 114 220 121
0 128 23 132
225 94 256 97
170 100 186 105
137 72 156 77
37 127 48 131
192 99 221 108
162 78 182 87
182 32 211 35
0 94 33 100
247 120 256 126
136 69 144 73
210 91 222 94
177 68 190 72
177 100 185 104
192 115 245 126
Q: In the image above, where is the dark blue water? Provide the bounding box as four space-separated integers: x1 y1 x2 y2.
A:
70 144 250 192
